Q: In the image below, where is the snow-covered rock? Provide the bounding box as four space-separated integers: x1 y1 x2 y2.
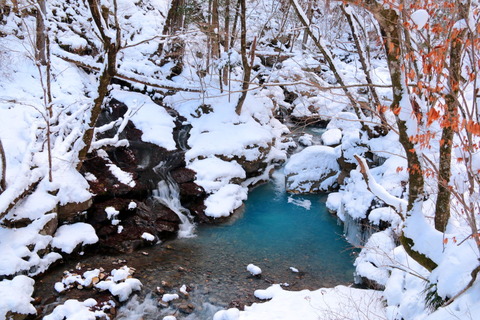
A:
247 264 262 276
285 146 340 193
51 223 99 254
0 276 36 319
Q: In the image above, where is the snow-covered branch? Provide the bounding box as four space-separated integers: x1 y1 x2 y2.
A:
354 154 406 220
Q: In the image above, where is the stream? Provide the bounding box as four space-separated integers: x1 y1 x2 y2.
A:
35 171 357 319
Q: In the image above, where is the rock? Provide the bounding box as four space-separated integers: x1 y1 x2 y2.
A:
88 199 180 253
39 214 58 236
171 167 196 184
178 303 195 314
57 199 93 224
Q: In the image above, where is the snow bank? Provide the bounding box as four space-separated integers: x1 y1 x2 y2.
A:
43 298 111 320
187 158 246 193
0 214 62 276
284 145 340 193
0 276 36 319
214 285 385 320
111 89 176 150
204 184 248 218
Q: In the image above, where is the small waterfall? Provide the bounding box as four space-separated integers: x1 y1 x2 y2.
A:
153 160 195 238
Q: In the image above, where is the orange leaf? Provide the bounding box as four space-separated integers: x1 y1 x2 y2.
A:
426 108 440 126
466 121 480 136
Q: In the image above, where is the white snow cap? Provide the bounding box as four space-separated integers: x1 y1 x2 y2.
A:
141 232 155 241
247 264 262 276
0 276 36 319
162 293 180 302
411 9 429 30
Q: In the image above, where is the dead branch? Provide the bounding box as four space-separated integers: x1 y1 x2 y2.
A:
443 264 480 307
53 50 202 93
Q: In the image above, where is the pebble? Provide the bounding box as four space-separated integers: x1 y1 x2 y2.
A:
178 303 195 314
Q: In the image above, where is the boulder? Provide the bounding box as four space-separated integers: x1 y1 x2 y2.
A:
285 146 340 193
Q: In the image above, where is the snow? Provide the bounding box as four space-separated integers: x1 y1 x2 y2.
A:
141 232 155 241
180 284 188 295
321 128 342 146
51 223 99 254
111 89 176 150
162 293 179 302
215 285 385 320
0 214 62 276
247 264 262 276
0 276 36 319
94 266 142 302
204 184 248 218
298 134 313 146
411 9 430 30
187 158 246 193
43 298 108 320
284 145 340 193
0 1 479 319
105 206 119 219
128 201 137 210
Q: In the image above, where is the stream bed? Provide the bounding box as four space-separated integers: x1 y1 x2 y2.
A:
35 172 357 319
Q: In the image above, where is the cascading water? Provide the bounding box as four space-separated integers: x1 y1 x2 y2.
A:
153 160 195 238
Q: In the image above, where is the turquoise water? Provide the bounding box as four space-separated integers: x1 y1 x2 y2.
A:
193 173 355 284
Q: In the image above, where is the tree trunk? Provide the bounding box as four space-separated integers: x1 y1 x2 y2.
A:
0 138 6 193
223 0 231 86
235 0 251 115
301 0 313 50
435 6 467 232
36 0 47 65
77 0 120 168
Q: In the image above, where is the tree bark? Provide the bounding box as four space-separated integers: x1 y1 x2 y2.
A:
435 5 467 232
235 0 251 115
0 138 6 193
35 0 47 65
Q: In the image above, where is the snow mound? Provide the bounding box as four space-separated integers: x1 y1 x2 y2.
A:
321 128 342 146
247 264 262 276
204 184 248 218
162 294 179 302
43 298 111 320
284 146 339 193
215 285 385 320
0 276 36 319
111 89 176 150
52 223 99 254
0 214 62 276
188 158 246 193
